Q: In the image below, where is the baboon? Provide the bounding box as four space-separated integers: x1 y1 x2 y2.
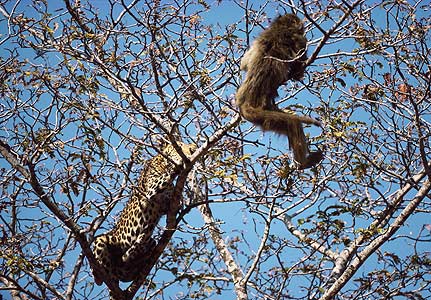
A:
236 13 323 169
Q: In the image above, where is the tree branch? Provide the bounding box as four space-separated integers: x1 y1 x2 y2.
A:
321 178 431 299
197 181 247 300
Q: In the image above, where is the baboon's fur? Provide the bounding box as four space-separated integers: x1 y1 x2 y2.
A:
236 14 323 169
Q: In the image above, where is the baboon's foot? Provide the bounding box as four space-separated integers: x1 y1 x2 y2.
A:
298 151 324 170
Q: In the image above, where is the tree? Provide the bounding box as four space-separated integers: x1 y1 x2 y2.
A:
0 0 430 299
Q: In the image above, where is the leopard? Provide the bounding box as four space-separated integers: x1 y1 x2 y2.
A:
91 142 196 285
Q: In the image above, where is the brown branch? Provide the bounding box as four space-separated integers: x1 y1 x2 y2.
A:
0 275 37 300
281 212 338 260
24 270 65 300
123 115 240 297
65 253 84 300
303 0 364 66
122 167 191 299
197 186 247 300
0 140 82 237
321 178 431 300
0 140 123 297
329 162 431 281
241 202 272 287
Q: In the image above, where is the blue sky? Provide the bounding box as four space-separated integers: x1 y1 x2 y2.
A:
1 0 430 299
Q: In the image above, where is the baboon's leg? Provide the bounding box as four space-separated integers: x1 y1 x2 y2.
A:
240 104 320 134
298 151 324 169
240 105 323 169
286 121 307 165
285 120 323 169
